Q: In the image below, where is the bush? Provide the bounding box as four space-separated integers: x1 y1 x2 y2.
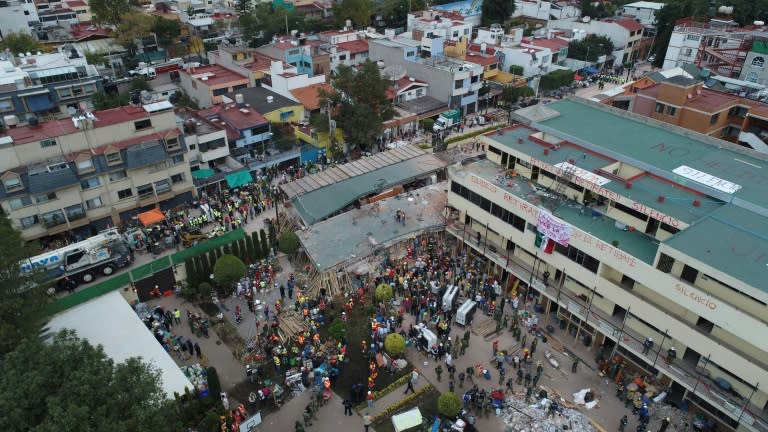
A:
328 319 347 341
437 392 462 418
384 333 405 357
213 254 246 295
207 366 222 399
540 69 575 91
422 118 434 131
198 282 213 301
375 283 394 302
278 231 300 255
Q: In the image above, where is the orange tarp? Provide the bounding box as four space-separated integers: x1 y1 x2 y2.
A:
138 208 165 226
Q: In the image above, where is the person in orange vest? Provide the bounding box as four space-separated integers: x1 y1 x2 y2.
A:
492 340 499 355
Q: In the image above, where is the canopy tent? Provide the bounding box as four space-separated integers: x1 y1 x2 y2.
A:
137 208 166 226
392 407 422 432
585 66 599 74
573 74 584 81
191 169 215 179
225 171 253 189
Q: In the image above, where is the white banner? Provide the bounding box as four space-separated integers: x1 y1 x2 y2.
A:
536 211 573 246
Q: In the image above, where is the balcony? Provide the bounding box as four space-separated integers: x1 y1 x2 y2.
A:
445 220 768 432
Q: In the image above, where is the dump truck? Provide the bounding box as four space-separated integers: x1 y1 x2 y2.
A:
20 228 133 290
433 109 461 132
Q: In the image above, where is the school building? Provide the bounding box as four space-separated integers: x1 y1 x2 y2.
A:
444 97 768 432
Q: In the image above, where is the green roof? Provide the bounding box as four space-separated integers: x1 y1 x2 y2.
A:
664 205 768 291
191 169 215 179
225 171 252 188
752 39 768 55
292 154 446 225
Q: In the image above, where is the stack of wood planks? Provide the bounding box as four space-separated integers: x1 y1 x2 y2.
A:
276 309 309 344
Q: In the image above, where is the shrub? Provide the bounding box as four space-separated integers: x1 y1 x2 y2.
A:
384 333 405 357
437 391 462 418
198 282 213 301
278 231 300 255
328 319 347 341
207 367 222 400
213 254 246 295
375 283 394 302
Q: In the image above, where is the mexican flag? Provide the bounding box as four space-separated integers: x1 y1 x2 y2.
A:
535 230 555 254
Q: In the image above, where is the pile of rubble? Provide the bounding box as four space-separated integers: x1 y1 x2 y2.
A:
501 394 597 432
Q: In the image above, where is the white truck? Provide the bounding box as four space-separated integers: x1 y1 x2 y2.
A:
129 65 157 79
20 228 133 290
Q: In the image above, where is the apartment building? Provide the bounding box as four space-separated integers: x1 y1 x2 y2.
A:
0 0 39 37
0 103 194 240
445 97 768 432
178 64 249 109
620 1 665 27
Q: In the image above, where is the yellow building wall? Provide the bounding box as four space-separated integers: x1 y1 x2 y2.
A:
263 105 305 124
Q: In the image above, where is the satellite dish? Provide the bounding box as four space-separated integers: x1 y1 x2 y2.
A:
582 16 591 23
66 106 77 116
382 64 407 81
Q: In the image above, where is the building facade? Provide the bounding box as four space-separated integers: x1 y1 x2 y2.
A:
445 98 768 432
0 103 194 240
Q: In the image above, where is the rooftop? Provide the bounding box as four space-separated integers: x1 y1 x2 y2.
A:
516 98 768 291
223 86 300 114
282 147 447 225
298 182 448 271
623 1 666 10
202 104 268 130
603 18 645 32
336 39 369 54
180 64 248 87
289 83 334 111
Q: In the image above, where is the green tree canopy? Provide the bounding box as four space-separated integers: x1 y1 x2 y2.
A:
152 16 181 49
384 333 405 356
375 283 394 302
328 319 347 341
378 0 426 25
0 330 180 431
0 212 46 356
0 32 42 54
567 35 613 62
322 61 395 152
481 0 515 27
89 0 130 26
333 0 374 28
437 391 463 417
277 231 300 255
239 5 306 47
213 254 247 294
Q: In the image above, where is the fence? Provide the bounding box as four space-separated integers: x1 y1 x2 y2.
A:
45 229 247 316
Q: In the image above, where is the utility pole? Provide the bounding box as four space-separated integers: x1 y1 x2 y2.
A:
285 15 289 36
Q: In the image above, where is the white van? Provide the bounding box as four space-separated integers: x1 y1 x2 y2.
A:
415 323 438 351
455 300 477 326
442 284 459 311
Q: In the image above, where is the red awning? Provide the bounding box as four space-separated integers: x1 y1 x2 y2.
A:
138 208 165 226
573 74 584 81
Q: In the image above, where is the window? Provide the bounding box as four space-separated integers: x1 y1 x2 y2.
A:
154 179 171 194
41 209 65 227
613 202 649 221
171 173 185 184
745 72 759 83
665 105 677 116
4 176 22 192
20 215 39 229
339 54 347 61
165 136 180 152
134 119 152 130
65 204 85 221
232 84 247 91
117 188 133 199
686 34 700 41
212 88 228 96
655 102 665 113
40 139 57 148
76 158 94 173
108 170 127 182
553 242 600 273
105 152 122 165
171 154 185 164
454 80 464 90
80 177 101 190
137 183 153 198
683 48 693 56
199 137 225 152
82 83 96 94
680 264 699 284
85 196 103 209
751 56 765 68
656 253 674 273
47 162 68 172
9 196 32 209
57 87 73 98
35 192 57 203
709 112 720 125
0 98 14 112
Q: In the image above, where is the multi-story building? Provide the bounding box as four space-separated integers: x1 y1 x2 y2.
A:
0 102 194 240
663 17 768 79
620 1 665 27
258 60 326 102
222 86 304 125
0 0 39 37
178 64 250 108
446 97 768 432
739 37 768 85
198 102 272 164
255 34 330 78
0 47 102 120
406 9 473 44
548 17 646 65
513 0 580 21
369 37 485 115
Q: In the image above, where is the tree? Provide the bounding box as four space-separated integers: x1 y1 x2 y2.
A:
481 0 515 27
234 0 253 16
259 229 270 258
0 330 181 431
185 257 199 289
333 0 374 28
322 62 395 152
115 11 154 56
384 333 405 356
328 319 347 341
213 254 246 295
509 65 524 75
152 16 181 49
89 0 130 26
0 213 47 357
251 231 263 260
239 5 305 47
278 231 300 255
379 0 426 25
375 283 394 302
130 76 152 92
651 0 709 68
0 32 42 54
91 91 130 110
437 392 463 417
567 35 613 62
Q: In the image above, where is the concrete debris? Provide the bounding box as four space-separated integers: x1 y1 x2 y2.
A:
502 395 597 432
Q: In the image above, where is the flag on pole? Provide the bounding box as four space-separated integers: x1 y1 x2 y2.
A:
534 230 555 254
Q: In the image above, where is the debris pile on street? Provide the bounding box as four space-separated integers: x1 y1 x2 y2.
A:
501 393 597 432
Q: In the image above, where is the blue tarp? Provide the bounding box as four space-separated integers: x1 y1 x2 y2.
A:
26 94 54 112
585 66 599 74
